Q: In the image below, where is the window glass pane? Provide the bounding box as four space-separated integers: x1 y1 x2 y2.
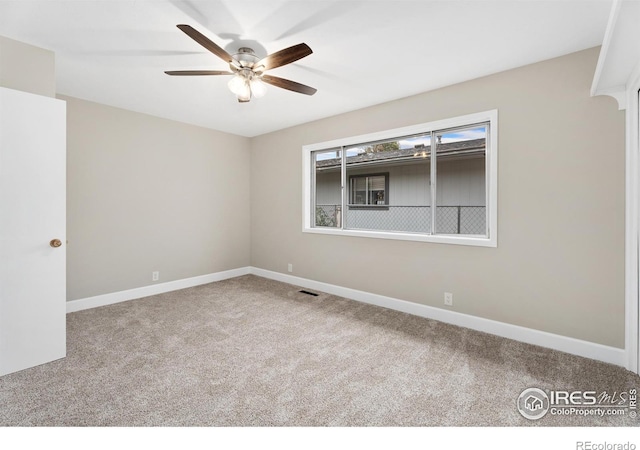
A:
313 148 342 228
368 175 385 191
434 124 487 235
344 134 431 233
350 176 367 204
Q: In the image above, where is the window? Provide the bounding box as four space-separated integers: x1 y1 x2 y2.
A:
349 173 388 207
303 110 498 247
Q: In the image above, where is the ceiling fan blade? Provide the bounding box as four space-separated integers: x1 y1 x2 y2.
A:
165 70 234 76
261 74 317 96
256 43 312 71
176 24 233 63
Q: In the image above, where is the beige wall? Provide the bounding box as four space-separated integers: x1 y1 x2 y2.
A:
63 96 251 300
0 35 55 97
250 47 626 348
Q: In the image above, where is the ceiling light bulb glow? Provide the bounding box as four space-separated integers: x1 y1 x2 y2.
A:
250 78 267 98
228 74 249 97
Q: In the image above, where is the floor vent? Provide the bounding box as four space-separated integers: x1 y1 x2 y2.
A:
299 290 319 297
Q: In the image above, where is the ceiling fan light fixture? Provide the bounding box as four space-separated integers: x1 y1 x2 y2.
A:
227 74 248 96
250 77 267 98
228 71 267 102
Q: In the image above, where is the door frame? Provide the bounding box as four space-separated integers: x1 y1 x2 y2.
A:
626 67 640 374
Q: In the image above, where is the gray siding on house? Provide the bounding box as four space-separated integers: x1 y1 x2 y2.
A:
315 170 341 205
317 157 486 206
436 157 485 207
387 163 430 206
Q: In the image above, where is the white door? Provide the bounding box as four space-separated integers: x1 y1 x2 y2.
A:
0 87 66 376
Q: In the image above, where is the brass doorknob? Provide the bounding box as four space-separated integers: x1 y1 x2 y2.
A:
49 239 62 248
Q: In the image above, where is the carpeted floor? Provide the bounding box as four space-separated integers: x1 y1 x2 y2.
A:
0 274 638 426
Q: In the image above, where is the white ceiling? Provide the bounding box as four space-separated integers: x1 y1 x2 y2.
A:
0 0 612 137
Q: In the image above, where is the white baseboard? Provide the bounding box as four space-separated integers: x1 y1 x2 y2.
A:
66 267 250 313
249 267 627 368
66 265 628 368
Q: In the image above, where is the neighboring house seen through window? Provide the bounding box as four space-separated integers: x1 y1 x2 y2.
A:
303 110 498 247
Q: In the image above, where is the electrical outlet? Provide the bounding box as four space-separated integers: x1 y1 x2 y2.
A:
444 292 453 306
287 263 293 273
152 271 159 281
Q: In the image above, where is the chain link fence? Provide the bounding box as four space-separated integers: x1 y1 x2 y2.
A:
316 205 485 235
346 206 431 233
436 206 486 235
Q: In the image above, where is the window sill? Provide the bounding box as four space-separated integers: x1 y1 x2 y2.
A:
303 226 497 248
347 204 389 211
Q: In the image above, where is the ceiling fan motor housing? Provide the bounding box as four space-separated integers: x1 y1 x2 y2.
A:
234 47 259 69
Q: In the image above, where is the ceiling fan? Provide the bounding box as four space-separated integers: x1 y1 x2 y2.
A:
165 24 317 103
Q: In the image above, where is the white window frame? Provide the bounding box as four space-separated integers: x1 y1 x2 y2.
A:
302 110 498 247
